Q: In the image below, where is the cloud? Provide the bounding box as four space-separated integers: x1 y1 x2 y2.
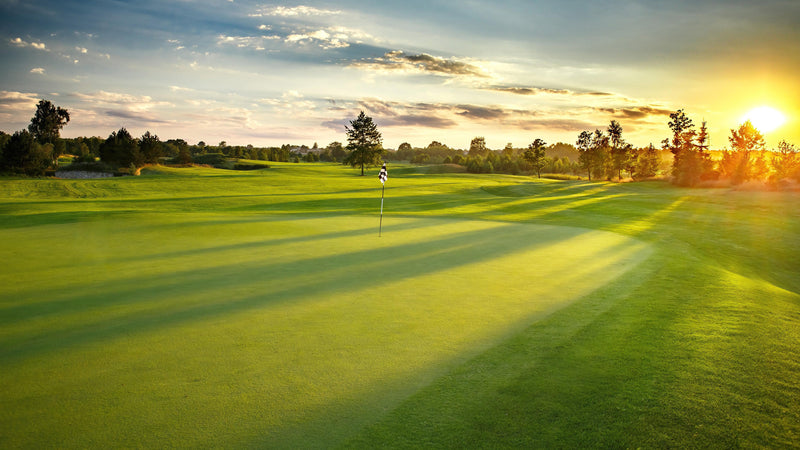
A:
104 109 170 124
9 37 48 51
597 106 673 120
259 91 317 113
351 51 490 78
455 104 509 120
282 26 376 49
490 85 613 97
0 90 40 109
217 34 280 51
285 29 349 49
249 5 341 17
30 67 45 74
73 90 172 113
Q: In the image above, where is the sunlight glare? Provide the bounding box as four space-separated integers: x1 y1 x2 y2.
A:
741 106 786 133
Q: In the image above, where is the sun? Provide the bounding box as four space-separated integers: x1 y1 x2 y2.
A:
741 106 786 133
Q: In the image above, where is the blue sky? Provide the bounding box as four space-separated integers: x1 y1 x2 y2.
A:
1 0 798 149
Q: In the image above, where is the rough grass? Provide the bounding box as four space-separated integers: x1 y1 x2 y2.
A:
1 162 798 448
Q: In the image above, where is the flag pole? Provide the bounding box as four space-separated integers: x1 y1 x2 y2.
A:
378 163 387 237
379 183 385 237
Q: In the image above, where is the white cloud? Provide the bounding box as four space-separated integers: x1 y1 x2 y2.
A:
76 46 88 54
283 26 373 49
74 90 172 112
169 85 196 92
0 91 40 108
217 34 279 51
250 5 341 17
9 37 48 51
30 67 45 74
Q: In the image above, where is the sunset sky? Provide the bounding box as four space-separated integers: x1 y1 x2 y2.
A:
1 0 798 150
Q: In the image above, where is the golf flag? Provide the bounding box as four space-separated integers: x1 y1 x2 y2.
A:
378 163 387 236
379 163 388 184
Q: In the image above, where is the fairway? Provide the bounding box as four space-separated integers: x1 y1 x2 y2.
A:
1 163 799 448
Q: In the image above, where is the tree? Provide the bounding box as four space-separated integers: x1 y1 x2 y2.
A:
771 140 799 182
607 120 631 180
344 111 383 175
634 144 661 179
721 120 767 184
667 110 711 186
523 138 547 178
99 128 141 168
28 100 70 144
468 137 489 158
395 142 414 161
576 130 593 180
326 141 346 162
0 130 52 175
139 131 163 165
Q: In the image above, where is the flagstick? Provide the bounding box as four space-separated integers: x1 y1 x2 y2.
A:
379 183 385 237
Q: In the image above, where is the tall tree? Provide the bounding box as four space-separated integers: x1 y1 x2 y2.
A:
344 111 383 176
99 128 141 168
468 137 489 157
771 140 799 181
634 144 661 179
576 130 594 180
721 120 767 184
523 138 547 178
607 120 630 180
139 131 163 165
28 100 70 144
667 109 711 186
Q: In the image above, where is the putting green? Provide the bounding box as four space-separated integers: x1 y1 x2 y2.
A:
0 213 650 447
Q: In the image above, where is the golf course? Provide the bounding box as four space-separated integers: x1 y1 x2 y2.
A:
1 162 798 448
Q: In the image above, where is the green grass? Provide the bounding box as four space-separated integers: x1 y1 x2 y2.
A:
1 162 798 448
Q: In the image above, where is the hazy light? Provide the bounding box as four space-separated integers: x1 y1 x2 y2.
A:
741 106 786 133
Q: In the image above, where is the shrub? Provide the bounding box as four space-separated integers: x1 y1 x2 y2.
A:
192 153 229 167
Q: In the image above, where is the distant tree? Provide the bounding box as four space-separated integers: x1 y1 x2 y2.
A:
411 152 430 164
139 131 163 165
771 140 799 181
0 130 52 175
28 100 70 145
577 129 608 181
524 138 547 178
667 110 712 186
326 141 346 162
468 137 489 157
502 143 515 157
576 130 593 180
395 142 414 161
0 131 10 161
607 120 632 180
633 144 661 179
99 128 141 168
720 120 767 184
344 111 383 175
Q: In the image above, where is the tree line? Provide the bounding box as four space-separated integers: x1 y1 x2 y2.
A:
1 101 798 187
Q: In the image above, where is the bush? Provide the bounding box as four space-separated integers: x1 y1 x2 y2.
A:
233 163 269 170
57 161 114 173
192 153 229 167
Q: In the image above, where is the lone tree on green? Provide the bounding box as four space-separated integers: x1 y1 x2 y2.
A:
344 111 383 176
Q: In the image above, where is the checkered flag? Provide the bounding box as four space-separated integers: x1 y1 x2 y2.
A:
379 164 387 184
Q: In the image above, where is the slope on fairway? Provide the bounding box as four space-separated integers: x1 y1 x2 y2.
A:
0 210 650 448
